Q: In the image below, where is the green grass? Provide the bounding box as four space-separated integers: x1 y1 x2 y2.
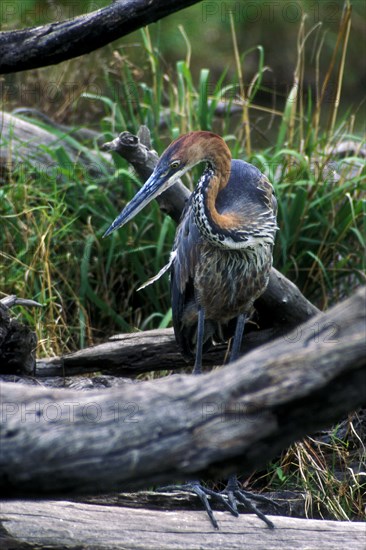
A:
0 7 365 520
1 10 364 344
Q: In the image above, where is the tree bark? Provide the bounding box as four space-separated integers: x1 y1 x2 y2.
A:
1 287 365 498
0 0 201 74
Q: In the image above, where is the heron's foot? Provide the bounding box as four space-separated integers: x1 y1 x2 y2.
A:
158 480 238 530
222 475 278 529
158 479 277 529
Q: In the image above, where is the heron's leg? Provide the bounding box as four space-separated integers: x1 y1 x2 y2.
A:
193 306 205 375
225 314 246 516
159 308 239 529
223 476 275 529
230 313 246 362
224 313 276 529
159 312 276 529
158 480 238 530
160 309 238 528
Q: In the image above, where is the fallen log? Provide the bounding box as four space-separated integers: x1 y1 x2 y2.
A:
1 287 365 498
35 328 192 377
1 500 365 550
34 326 285 378
0 112 112 181
0 0 201 74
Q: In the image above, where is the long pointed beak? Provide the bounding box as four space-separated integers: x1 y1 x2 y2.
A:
103 170 170 238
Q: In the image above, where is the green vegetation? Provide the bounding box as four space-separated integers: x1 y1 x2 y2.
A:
0 2 365 520
261 412 366 520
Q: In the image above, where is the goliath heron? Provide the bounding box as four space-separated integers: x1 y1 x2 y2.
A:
104 131 278 528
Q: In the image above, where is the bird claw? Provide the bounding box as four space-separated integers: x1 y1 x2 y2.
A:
158 479 276 529
158 480 237 529
221 476 277 529
223 487 275 529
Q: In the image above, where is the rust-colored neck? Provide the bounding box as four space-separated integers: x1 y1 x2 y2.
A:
183 131 232 189
189 133 242 234
181 133 242 244
165 131 240 240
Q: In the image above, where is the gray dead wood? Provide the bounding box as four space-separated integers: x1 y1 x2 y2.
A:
0 287 365 498
11 107 103 143
34 326 287 378
0 0 201 74
1 500 365 550
34 328 202 377
0 372 140 391
0 112 112 180
102 127 320 330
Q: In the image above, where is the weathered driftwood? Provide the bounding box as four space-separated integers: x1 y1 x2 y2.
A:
102 127 320 332
0 112 112 180
0 372 140 391
1 500 365 550
12 107 103 143
0 0 201 74
1 287 365 498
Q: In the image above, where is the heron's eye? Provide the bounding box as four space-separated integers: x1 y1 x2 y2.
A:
170 160 181 170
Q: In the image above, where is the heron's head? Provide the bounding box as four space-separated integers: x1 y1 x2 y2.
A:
103 139 192 237
103 131 229 237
